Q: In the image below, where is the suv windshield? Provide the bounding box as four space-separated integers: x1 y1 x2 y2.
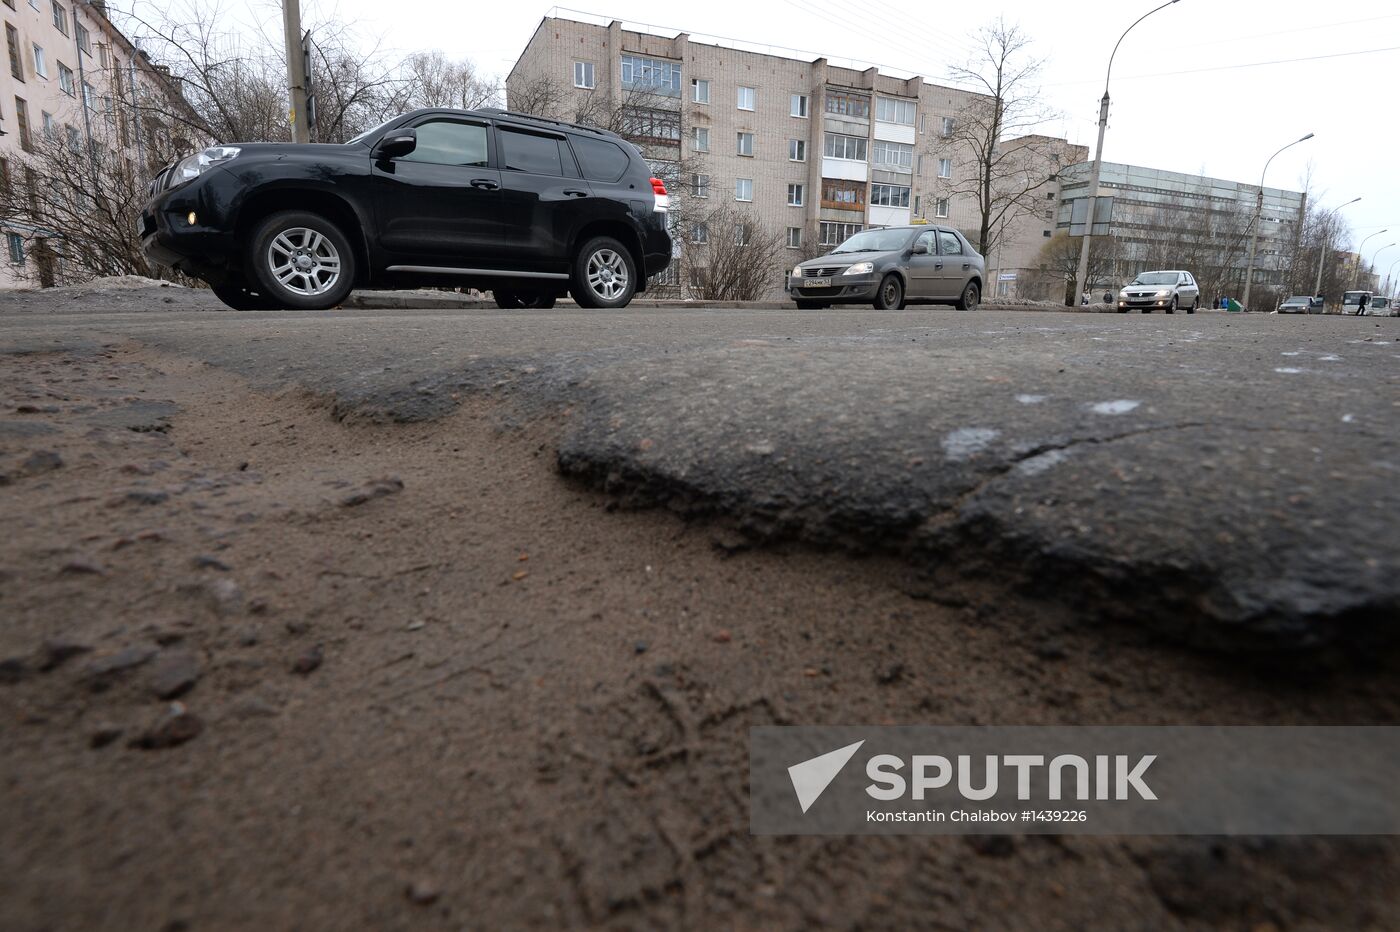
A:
347 117 401 146
833 228 914 254
1130 272 1178 286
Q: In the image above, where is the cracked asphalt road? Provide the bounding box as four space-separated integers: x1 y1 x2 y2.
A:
4 294 1398 652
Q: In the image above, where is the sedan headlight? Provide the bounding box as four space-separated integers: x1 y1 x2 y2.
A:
843 262 875 275
174 146 242 184
792 265 804 278
1154 289 1170 297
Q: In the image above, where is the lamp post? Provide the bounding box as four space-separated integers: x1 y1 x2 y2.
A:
1314 196 1361 299
1384 257 1400 297
1360 242 1395 301
1073 0 1183 301
1351 228 1389 292
1241 132 1313 311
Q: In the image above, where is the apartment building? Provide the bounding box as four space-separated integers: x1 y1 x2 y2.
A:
0 0 187 287
507 14 988 295
983 134 1088 301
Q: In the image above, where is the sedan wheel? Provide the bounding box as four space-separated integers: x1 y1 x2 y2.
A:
873 274 904 310
955 281 980 311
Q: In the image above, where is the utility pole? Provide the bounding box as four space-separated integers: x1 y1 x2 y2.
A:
282 0 310 143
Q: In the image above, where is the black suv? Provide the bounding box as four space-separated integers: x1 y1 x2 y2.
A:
140 109 673 311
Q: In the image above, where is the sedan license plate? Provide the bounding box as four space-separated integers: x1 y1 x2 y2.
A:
802 277 831 288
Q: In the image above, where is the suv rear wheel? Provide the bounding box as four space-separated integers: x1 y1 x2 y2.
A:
494 290 557 309
571 236 636 309
247 210 356 311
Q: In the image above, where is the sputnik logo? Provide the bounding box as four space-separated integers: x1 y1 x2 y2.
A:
787 740 865 813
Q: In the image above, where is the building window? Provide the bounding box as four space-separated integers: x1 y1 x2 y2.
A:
13 96 31 152
691 221 708 244
791 94 808 118
937 158 952 179
6 24 22 81
32 43 46 78
787 183 804 207
573 61 595 89
691 78 709 103
735 178 753 202
788 138 805 162
870 183 911 208
51 1 67 36
913 194 921 215
821 179 865 209
935 198 949 218
875 97 916 125
621 107 680 143
824 91 869 119
1043 230 1052 237
41 110 53 137
871 140 913 171
819 221 862 246
58 62 74 96
7 232 24 265
823 132 867 161
1044 208 1053 220
65 123 79 151
690 172 709 198
736 131 753 157
787 227 803 249
737 86 754 111
97 42 106 68
82 80 94 110
692 126 709 152
734 222 751 246
620 54 680 97
941 116 955 137
919 114 925 134
75 21 88 53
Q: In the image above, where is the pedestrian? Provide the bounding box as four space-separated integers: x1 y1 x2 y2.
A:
1081 290 1090 306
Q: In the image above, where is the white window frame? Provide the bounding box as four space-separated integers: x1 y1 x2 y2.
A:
786 227 803 249
32 43 45 78
935 197 950 219
735 178 753 202
737 86 755 111
819 221 863 246
871 139 913 171
787 183 804 207
692 222 708 244
692 78 710 104
941 116 955 137
870 183 911 208
788 138 805 162
875 96 916 126
736 131 753 157
691 172 710 198
823 133 867 162
572 61 595 89
692 126 709 152
938 158 952 179
734 222 751 246
790 94 808 118
58 62 74 96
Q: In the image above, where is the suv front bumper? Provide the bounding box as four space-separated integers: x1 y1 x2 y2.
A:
139 175 238 285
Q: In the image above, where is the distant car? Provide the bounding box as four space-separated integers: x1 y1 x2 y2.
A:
1363 296 1394 316
1117 270 1200 313
1277 295 1325 314
789 225 985 311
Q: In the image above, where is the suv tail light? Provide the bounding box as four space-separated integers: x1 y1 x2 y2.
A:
650 177 669 213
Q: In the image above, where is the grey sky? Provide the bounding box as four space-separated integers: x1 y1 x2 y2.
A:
244 0 1400 272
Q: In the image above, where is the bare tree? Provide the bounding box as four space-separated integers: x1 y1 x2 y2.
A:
1037 232 1118 303
399 51 501 112
686 205 785 301
945 19 1059 257
0 125 183 284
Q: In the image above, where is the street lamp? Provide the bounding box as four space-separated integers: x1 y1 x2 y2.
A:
1384 257 1400 296
1351 228 1389 292
1314 196 1361 298
1241 132 1313 311
1073 0 1183 301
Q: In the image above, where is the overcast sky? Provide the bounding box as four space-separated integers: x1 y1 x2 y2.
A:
236 0 1398 271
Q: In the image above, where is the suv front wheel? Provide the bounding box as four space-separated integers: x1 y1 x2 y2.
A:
571 236 637 309
247 210 356 311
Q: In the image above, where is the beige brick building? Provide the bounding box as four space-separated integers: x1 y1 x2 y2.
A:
1 0 186 287
507 15 994 297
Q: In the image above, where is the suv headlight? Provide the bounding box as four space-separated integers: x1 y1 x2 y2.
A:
843 262 875 275
174 146 242 184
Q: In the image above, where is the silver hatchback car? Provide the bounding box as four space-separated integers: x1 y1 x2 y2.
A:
789 225 985 311
1117 270 1200 313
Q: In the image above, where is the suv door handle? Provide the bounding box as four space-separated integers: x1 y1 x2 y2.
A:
563 188 589 198
470 178 499 190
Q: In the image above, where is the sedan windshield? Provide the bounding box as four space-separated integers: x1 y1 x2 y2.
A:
832 228 914 254
1130 272 1178 286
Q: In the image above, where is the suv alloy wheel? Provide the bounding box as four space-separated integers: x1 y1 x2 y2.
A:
571 236 636 309
247 210 357 311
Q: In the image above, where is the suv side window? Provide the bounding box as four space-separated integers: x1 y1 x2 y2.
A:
937 230 963 256
569 135 630 183
499 127 568 175
401 119 490 167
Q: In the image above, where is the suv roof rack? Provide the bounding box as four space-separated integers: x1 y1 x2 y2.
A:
473 108 609 137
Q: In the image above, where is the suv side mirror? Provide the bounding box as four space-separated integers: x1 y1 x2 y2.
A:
373 129 417 160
